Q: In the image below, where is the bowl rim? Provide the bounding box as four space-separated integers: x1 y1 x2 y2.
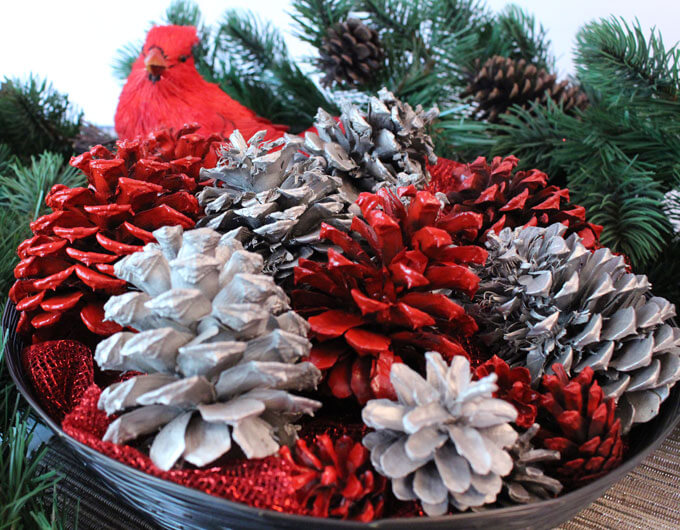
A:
4 301 680 527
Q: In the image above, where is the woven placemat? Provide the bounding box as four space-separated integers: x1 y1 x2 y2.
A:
37 425 680 530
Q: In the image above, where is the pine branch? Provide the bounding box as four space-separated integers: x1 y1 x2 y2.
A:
0 326 61 529
214 10 337 131
571 160 671 268
427 0 493 80
430 111 496 160
112 41 142 82
290 0 353 48
215 10 287 73
0 152 82 294
575 17 680 102
0 144 13 175
0 77 82 161
493 5 554 71
0 151 85 219
489 100 575 183
164 0 202 27
0 209 30 296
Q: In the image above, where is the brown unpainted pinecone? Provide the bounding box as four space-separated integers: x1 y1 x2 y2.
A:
462 55 588 122
319 18 384 88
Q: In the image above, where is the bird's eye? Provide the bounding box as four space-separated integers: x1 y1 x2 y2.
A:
179 55 188 62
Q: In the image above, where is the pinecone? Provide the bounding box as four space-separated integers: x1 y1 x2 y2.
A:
362 353 518 515
319 18 384 88
474 223 680 432
503 424 563 504
94 226 322 470
302 89 438 197
537 364 623 487
280 433 387 521
462 55 589 122
293 187 487 403
197 130 354 281
475 356 539 429
10 124 219 343
428 155 602 249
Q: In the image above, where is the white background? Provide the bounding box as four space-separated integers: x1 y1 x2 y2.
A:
1 1 678 125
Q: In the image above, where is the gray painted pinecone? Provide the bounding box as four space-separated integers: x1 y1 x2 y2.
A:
503 424 562 504
362 353 518 515
94 226 322 470
319 17 385 88
474 223 680 432
302 88 439 198
197 130 354 280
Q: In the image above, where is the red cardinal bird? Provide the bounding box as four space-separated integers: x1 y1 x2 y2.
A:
115 25 287 140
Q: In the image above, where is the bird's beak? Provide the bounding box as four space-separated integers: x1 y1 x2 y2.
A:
145 48 167 79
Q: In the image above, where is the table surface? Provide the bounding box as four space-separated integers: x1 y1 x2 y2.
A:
37 425 680 530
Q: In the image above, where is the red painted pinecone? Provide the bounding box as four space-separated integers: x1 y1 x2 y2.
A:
293 186 487 403
475 355 539 430
10 124 220 343
428 155 602 249
537 364 624 487
281 434 386 521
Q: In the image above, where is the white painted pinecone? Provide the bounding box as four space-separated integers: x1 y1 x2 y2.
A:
474 223 680 432
197 130 354 279
94 226 322 470
362 353 518 515
503 424 562 504
302 88 439 198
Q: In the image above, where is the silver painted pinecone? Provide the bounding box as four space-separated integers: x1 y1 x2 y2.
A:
94 226 322 470
362 353 518 515
197 130 354 280
302 88 439 198
503 424 562 504
474 223 680 432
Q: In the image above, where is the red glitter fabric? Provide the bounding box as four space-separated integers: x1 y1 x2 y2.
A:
427 156 602 249
62 385 303 513
23 340 94 422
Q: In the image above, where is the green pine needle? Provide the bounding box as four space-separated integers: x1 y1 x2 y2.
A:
493 4 554 71
112 41 142 82
0 209 31 296
572 161 671 268
214 9 337 130
164 0 203 27
0 77 82 161
290 0 353 48
0 324 62 529
0 151 84 219
576 17 680 102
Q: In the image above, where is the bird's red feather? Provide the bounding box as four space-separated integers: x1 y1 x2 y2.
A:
115 25 287 140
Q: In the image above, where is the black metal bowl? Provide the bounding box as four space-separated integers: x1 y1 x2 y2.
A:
4 302 680 530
